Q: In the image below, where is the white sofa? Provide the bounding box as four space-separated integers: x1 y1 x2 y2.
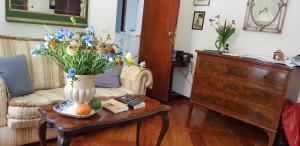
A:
0 35 153 146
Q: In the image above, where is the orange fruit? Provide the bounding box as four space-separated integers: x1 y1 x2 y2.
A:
76 103 92 115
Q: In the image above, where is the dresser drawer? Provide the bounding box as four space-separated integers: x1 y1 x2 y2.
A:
194 71 284 109
197 55 289 90
191 89 278 130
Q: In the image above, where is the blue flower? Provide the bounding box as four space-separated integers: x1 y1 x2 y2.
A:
66 31 74 38
67 68 76 78
44 34 53 41
55 29 67 41
82 35 93 47
36 44 47 52
101 53 108 60
109 54 116 60
31 49 37 57
87 27 96 35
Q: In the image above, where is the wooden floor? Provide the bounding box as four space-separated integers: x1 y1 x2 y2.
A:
26 97 269 146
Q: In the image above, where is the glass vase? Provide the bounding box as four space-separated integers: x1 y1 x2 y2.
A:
215 39 227 53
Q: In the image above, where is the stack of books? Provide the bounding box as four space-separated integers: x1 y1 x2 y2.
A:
102 99 129 113
102 94 146 113
116 94 145 109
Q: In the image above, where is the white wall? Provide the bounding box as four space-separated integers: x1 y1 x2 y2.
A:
172 0 300 97
0 0 118 38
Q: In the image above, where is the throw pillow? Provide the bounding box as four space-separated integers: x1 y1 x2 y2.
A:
95 65 123 88
0 55 34 97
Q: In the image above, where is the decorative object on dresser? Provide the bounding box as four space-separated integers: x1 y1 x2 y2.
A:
189 50 300 146
243 0 288 33
273 49 284 61
209 15 236 53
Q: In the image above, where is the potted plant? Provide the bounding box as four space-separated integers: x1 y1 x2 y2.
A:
31 18 134 111
209 15 236 53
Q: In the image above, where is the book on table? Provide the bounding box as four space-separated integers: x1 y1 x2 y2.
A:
102 99 129 113
115 94 145 109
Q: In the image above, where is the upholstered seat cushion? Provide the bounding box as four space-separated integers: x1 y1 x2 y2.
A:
7 87 135 129
94 87 135 98
9 88 64 107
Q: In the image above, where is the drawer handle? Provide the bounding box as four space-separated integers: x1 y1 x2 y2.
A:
226 84 237 91
207 62 214 69
253 112 261 118
229 85 235 90
261 92 266 98
223 100 229 107
203 80 209 85
263 74 273 80
228 67 241 76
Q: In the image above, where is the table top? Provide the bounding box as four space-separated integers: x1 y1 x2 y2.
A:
38 96 170 131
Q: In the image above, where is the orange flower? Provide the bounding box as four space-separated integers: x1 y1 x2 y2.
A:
115 57 121 64
49 39 58 49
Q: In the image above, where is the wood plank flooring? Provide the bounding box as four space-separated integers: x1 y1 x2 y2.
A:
25 98 269 146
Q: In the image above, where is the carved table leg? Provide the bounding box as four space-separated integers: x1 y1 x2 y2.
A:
38 119 47 146
136 121 142 146
156 112 169 146
266 130 276 146
57 131 74 146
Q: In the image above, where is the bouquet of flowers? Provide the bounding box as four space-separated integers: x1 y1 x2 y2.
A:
31 17 134 81
209 15 236 52
31 17 142 116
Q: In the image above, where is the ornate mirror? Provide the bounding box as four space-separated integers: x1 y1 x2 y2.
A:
6 0 88 27
243 0 287 33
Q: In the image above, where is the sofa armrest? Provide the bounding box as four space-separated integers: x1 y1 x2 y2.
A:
120 65 153 95
0 76 8 127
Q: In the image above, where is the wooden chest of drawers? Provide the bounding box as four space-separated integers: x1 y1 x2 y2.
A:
190 50 300 146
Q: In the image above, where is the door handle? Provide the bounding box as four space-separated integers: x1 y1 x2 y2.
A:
168 32 176 46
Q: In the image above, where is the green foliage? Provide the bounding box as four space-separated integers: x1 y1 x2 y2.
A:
89 98 102 110
31 17 139 81
209 15 236 49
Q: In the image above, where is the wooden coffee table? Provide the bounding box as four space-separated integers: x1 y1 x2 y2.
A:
38 96 170 146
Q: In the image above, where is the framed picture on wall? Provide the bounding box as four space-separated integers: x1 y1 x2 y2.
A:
193 0 210 6
192 11 205 30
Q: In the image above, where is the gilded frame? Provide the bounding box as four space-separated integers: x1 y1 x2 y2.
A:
5 0 89 27
243 0 287 33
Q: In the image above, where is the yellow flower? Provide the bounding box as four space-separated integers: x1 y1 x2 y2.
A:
126 57 134 65
115 57 121 64
125 52 134 65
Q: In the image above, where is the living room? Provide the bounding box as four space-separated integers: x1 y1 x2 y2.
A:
0 0 300 146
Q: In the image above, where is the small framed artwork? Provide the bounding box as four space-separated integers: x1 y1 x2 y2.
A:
194 0 210 6
192 11 205 30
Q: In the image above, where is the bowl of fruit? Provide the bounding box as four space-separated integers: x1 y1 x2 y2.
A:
53 98 102 118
